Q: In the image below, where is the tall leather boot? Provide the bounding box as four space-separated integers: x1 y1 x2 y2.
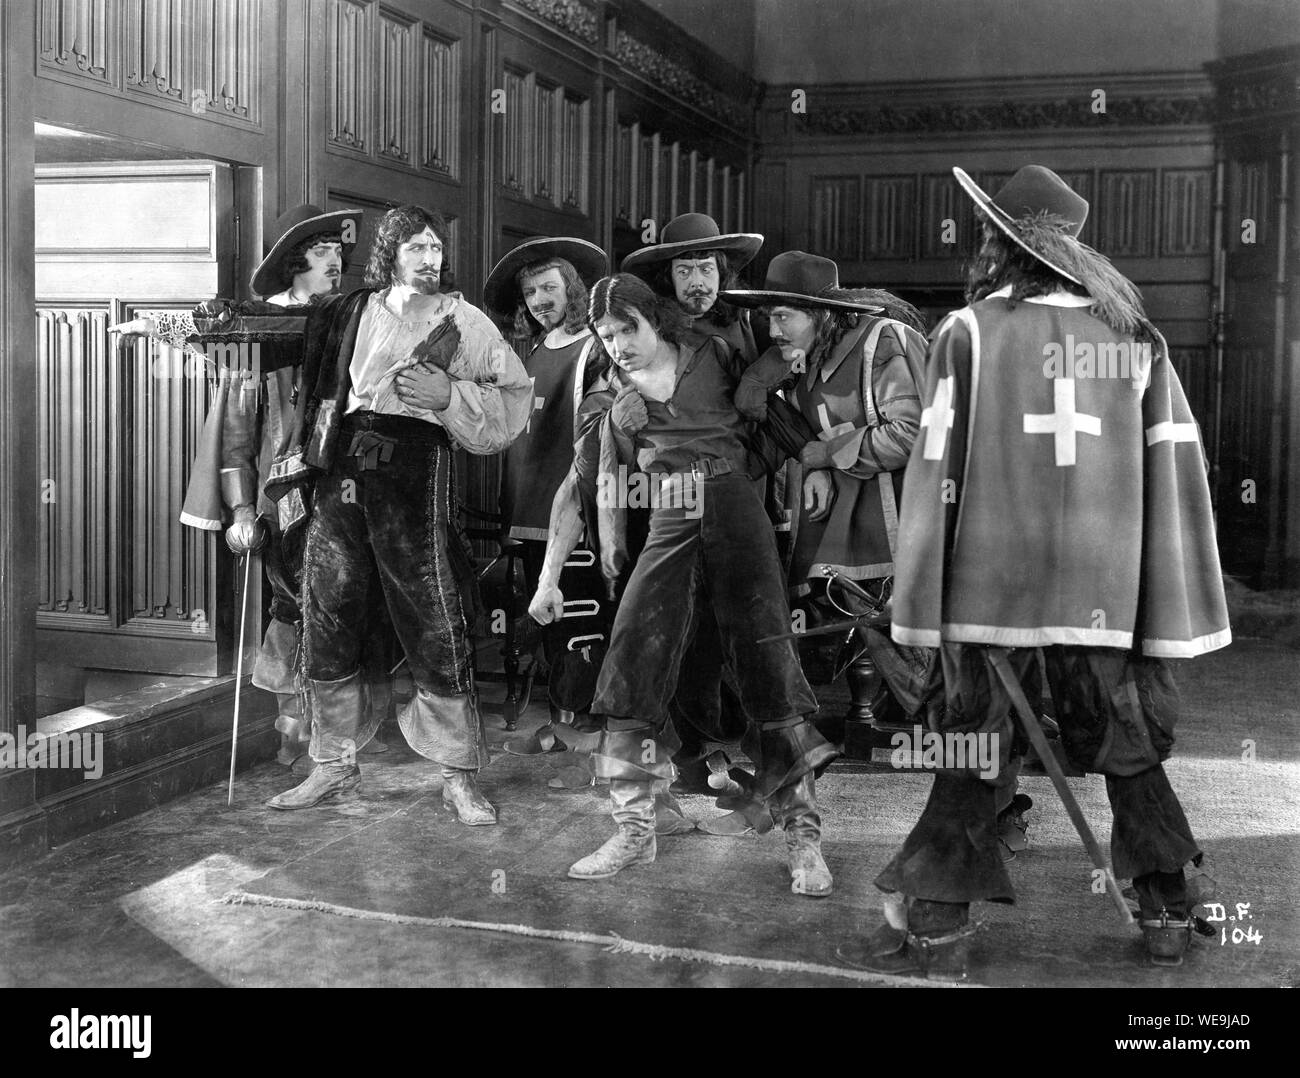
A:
266 672 364 810
772 772 832 896
568 779 656 879
274 692 311 767
441 766 498 826
570 726 674 879
759 720 839 897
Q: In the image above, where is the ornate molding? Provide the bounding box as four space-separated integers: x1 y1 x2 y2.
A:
801 95 1211 136
514 0 599 45
613 30 749 130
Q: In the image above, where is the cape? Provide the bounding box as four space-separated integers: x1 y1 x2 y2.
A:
890 293 1230 658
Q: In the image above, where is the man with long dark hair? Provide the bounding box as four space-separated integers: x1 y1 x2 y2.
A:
264 204 532 822
727 252 929 757
834 166 1230 980
530 273 838 894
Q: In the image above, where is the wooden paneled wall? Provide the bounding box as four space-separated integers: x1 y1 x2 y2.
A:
29 0 761 670
758 72 1216 423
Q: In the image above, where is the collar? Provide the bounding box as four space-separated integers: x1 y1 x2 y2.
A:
812 316 874 382
988 284 1094 308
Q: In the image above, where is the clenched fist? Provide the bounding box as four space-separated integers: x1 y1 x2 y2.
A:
529 583 565 625
225 505 268 555
609 384 648 437
803 469 835 522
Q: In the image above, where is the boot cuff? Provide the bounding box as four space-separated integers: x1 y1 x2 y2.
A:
592 729 677 782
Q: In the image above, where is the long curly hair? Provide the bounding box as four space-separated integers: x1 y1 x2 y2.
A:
588 273 693 347
512 257 590 338
363 204 454 290
966 218 1152 340
650 248 741 326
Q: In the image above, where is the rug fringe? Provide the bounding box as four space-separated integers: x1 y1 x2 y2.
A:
221 890 970 987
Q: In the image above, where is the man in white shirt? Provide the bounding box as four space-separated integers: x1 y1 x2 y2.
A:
265 205 532 822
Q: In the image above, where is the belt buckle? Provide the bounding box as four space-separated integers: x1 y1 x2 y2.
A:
690 459 714 480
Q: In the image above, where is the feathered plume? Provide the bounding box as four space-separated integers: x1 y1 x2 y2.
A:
821 287 926 331
1009 212 1156 341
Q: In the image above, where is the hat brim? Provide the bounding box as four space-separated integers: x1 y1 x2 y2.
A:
718 288 884 313
952 167 1083 287
621 233 763 278
250 209 363 298
482 238 609 323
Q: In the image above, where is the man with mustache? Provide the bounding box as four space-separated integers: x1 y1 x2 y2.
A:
725 252 929 753
263 205 532 821
109 204 396 768
482 238 608 758
620 214 777 825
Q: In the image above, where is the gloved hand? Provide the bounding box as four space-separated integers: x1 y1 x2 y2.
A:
225 505 268 555
609 384 648 437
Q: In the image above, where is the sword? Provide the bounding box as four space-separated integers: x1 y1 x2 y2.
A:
757 567 889 644
987 647 1134 925
227 553 253 807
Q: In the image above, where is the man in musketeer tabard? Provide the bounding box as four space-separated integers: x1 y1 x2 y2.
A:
727 251 931 760
833 166 1230 981
481 237 609 762
110 204 395 768
263 205 532 823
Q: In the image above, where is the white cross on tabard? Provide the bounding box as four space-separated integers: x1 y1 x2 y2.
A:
525 377 545 433
815 402 855 441
920 376 956 460
1023 378 1101 466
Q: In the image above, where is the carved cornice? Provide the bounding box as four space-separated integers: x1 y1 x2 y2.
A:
1216 71 1300 121
613 30 750 130
801 94 1211 136
513 0 599 45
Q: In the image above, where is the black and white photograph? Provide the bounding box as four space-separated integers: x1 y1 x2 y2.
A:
0 0 1297 1022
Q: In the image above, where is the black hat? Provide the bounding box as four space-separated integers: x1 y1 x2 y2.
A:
482 237 608 323
953 165 1088 286
250 204 362 298
620 213 763 278
720 251 883 312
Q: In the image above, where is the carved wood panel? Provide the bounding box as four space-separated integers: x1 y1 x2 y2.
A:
865 175 916 260
40 0 260 122
36 306 113 624
614 121 635 225
921 172 974 259
1162 168 1212 257
1098 170 1156 257
810 176 860 262
533 79 558 203
39 0 113 85
124 309 213 630
561 93 589 212
1230 158 1271 251
377 7 415 165
328 0 372 155
501 66 529 195
421 28 460 177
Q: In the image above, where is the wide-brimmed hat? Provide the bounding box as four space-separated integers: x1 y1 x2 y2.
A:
719 251 884 313
620 213 763 278
250 204 363 297
482 237 608 323
953 165 1088 286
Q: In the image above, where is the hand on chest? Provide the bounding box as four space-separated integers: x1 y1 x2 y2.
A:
628 366 678 403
